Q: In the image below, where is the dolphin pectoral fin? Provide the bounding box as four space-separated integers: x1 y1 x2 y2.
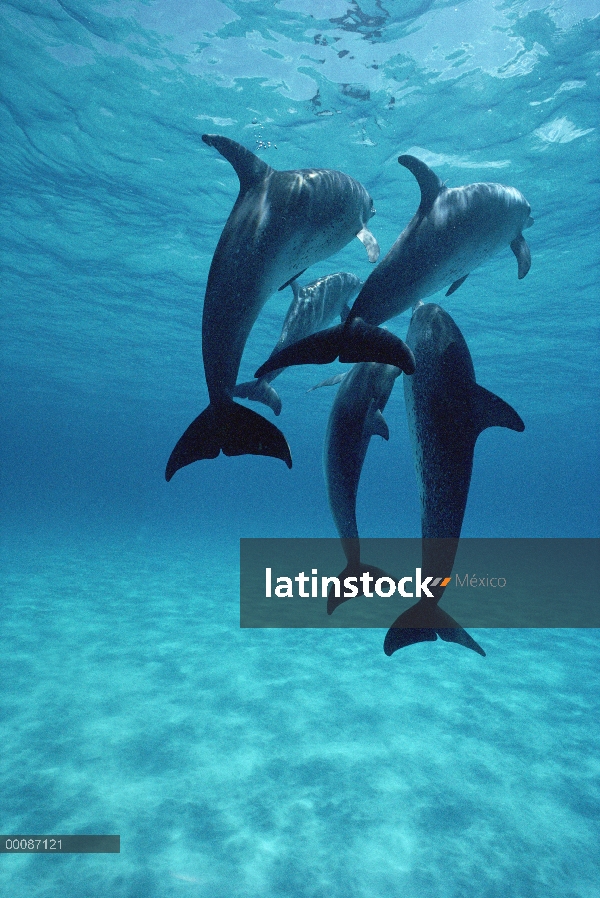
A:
307 372 349 391
384 601 486 656
255 325 345 377
366 404 390 440
356 227 380 262
202 134 271 193
445 274 469 296
471 384 525 435
327 562 397 615
279 270 307 291
398 154 445 214
165 401 291 480
233 379 283 416
339 318 415 374
510 234 531 279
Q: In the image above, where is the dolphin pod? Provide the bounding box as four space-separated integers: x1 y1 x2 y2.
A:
254 154 532 379
383 303 525 657
164 137 532 659
320 362 402 614
233 271 362 416
165 135 382 480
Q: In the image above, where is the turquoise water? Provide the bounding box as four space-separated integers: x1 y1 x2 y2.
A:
1 1 599 895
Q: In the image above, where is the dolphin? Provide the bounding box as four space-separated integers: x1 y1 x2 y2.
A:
384 303 525 657
165 135 381 481
254 154 532 379
321 362 402 614
233 271 362 416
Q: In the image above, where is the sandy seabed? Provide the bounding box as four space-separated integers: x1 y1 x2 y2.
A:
1 526 598 898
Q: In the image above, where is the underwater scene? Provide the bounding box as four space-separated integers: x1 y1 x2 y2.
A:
1 0 599 895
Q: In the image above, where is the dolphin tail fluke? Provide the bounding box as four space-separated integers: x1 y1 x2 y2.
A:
384 627 438 652
383 601 485 657
339 318 415 371
436 627 486 655
256 324 345 376
255 318 415 378
327 562 397 615
233 378 283 416
165 401 292 480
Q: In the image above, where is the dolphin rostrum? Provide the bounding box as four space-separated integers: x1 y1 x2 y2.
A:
384 303 525 657
321 362 402 613
234 271 362 416
165 135 382 480
255 154 532 379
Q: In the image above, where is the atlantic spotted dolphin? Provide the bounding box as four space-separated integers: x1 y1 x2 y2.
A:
234 272 361 416
255 155 532 378
322 362 401 613
165 136 381 480
384 303 525 657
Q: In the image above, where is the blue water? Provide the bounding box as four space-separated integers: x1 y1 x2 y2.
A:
1 1 599 895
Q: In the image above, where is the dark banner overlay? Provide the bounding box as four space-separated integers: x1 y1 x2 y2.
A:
1 835 120 853
240 539 599 628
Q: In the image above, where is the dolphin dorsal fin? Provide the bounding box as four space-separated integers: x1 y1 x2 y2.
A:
398 155 445 214
202 134 272 193
471 383 525 435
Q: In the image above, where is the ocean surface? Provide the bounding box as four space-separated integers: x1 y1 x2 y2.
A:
1 1 599 895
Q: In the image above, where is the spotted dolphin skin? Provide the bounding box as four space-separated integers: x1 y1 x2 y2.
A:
348 155 534 323
322 362 402 613
165 135 381 480
233 271 362 416
254 155 532 378
384 303 525 657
